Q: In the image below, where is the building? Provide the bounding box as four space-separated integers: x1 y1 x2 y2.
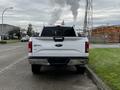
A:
91 25 120 43
0 24 20 39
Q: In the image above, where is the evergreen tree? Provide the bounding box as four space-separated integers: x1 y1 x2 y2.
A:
27 24 33 37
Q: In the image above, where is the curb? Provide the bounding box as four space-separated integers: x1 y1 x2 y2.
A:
86 65 112 90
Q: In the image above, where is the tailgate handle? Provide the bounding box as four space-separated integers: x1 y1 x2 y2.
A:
53 37 64 42
55 44 63 47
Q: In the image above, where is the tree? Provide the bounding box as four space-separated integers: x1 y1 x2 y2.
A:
8 27 21 39
27 24 33 37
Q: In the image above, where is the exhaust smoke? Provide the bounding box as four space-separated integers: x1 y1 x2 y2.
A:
49 0 80 24
49 8 62 25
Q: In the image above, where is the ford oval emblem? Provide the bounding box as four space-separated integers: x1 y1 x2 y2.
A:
55 44 63 47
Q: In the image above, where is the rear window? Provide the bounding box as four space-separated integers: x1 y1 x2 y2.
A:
41 26 76 37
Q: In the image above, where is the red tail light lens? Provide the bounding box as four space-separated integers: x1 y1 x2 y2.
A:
28 41 32 53
85 42 89 53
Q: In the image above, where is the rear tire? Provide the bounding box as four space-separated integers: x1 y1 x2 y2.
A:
75 65 86 74
31 64 41 74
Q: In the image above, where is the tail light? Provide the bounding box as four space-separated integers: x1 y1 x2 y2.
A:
85 42 89 53
28 41 32 53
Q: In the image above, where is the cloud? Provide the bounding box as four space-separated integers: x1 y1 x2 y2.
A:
0 0 120 31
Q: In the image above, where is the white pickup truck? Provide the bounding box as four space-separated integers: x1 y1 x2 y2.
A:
28 26 89 74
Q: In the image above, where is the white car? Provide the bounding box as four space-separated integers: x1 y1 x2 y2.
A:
28 26 89 74
21 36 29 42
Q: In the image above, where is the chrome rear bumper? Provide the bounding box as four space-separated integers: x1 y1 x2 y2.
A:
28 57 88 65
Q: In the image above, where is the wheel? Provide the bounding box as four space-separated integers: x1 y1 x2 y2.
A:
75 65 86 74
31 64 41 74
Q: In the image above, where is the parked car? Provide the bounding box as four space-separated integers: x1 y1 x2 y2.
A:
28 26 89 74
1 34 9 40
21 35 29 42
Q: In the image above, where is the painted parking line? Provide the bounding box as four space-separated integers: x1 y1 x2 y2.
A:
0 56 27 74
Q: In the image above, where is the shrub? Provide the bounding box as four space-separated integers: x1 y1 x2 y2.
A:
0 41 7 44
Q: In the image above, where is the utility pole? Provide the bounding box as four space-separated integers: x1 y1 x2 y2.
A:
83 0 89 34
83 0 93 37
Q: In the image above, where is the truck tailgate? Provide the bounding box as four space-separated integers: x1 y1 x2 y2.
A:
30 37 88 57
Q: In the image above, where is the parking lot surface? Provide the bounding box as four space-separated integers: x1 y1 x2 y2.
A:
0 42 97 90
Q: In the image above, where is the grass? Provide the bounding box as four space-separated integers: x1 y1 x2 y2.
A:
0 40 20 44
5 40 20 43
89 48 120 90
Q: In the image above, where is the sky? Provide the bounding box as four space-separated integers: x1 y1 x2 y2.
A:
0 0 120 31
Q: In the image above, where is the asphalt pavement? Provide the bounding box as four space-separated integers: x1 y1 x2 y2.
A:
0 42 97 90
91 43 120 48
